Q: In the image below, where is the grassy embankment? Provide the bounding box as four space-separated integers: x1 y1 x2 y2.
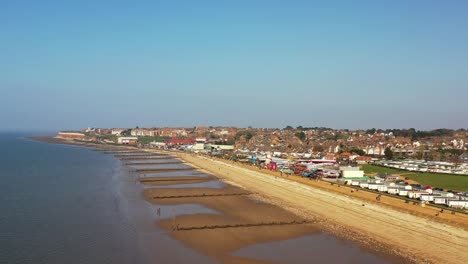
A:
361 164 468 192
137 136 166 145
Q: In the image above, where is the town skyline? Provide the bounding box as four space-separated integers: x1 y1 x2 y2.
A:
2 1 468 131
2 123 468 133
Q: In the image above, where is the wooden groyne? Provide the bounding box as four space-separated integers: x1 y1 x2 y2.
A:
95 149 137 152
139 177 213 183
106 151 149 154
151 192 252 199
136 168 196 174
173 220 311 231
118 156 172 161
125 161 185 166
114 153 167 158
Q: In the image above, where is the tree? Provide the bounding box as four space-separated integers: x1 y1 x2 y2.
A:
245 132 253 140
295 131 306 141
314 145 324 152
415 150 424 160
284 125 293 130
121 129 131 136
384 147 393 160
350 148 366 156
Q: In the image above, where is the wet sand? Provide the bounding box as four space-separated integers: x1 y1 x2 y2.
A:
139 176 216 186
138 155 403 263
145 187 318 263
31 137 454 263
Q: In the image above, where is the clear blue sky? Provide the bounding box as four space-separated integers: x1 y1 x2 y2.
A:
1 0 467 131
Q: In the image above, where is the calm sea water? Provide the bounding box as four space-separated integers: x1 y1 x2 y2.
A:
0 133 397 264
0 133 147 264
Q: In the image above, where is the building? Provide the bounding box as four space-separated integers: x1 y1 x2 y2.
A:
57 132 85 140
168 137 196 145
206 144 235 150
117 137 138 145
111 129 125 136
459 152 468 163
131 128 159 137
150 142 167 149
192 138 207 151
356 156 373 164
340 166 366 179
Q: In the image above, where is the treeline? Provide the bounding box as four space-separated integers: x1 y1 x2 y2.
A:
366 128 464 139
234 130 255 141
284 125 333 131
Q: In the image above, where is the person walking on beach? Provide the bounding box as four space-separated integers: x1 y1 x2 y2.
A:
157 207 161 217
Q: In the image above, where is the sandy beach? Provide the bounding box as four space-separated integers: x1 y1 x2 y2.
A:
173 152 468 264
136 152 405 263
31 137 468 263
144 185 320 263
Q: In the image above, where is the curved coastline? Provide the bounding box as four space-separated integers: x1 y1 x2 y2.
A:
29 136 468 263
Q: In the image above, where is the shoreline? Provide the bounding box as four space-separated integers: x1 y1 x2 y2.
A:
29 136 468 263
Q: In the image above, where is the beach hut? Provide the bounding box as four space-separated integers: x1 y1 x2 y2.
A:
408 191 427 199
368 183 384 190
398 189 409 196
370 179 383 184
387 187 400 195
434 197 451 205
432 191 455 198
350 180 366 186
420 194 440 202
359 182 369 189
377 185 388 192
447 200 468 209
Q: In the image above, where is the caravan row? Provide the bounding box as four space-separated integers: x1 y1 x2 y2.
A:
346 179 468 209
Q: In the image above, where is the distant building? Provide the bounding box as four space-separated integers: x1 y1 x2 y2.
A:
192 138 207 150
150 142 167 149
356 156 373 164
206 144 235 150
459 152 468 163
117 137 138 145
168 137 196 145
111 129 125 136
57 132 85 140
340 166 365 179
338 152 351 160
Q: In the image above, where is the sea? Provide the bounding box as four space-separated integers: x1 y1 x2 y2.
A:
0 133 214 264
0 132 398 264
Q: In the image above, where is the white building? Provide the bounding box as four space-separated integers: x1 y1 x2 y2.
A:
117 137 138 145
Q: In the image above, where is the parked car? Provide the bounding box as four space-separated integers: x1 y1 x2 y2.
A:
279 167 294 175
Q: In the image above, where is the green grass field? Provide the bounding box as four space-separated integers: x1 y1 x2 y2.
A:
361 164 468 192
137 136 166 145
